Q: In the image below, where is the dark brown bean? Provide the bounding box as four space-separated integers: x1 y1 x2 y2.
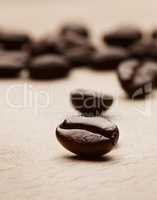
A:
60 32 94 52
0 28 32 50
0 51 29 77
151 28 157 39
30 35 64 57
91 47 128 70
56 115 119 157
71 89 113 116
59 23 89 38
117 59 156 99
29 54 70 80
103 26 142 48
65 47 94 67
129 39 157 60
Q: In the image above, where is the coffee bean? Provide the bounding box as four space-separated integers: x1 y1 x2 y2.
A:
137 61 157 88
103 26 142 48
151 28 157 39
30 35 64 57
60 31 94 52
0 29 32 50
117 59 155 98
0 51 29 77
71 89 113 116
56 115 119 157
59 23 89 38
29 54 70 80
0 45 3 50
129 39 157 59
91 47 128 70
65 47 94 66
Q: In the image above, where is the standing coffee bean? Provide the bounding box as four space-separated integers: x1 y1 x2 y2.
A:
129 39 157 59
56 115 119 157
0 28 32 50
103 26 142 48
91 47 128 70
117 59 154 99
71 89 113 116
29 54 70 80
0 51 29 77
59 23 89 38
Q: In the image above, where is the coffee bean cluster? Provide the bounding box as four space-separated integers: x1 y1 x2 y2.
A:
103 26 157 99
56 89 119 157
1 24 157 99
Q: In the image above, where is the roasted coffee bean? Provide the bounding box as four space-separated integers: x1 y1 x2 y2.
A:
117 59 155 98
0 29 32 50
91 47 128 70
0 45 3 51
59 23 89 38
129 39 157 59
103 26 142 48
56 115 119 157
71 89 113 115
30 35 64 57
0 51 29 77
151 29 157 39
29 54 70 80
137 61 157 88
65 47 94 66
60 32 94 52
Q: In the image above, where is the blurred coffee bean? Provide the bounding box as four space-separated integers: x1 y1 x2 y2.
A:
151 28 157 39
59 23 89 38
117 59 155 99
0 28 32 50
103 26 142 48
0 45 3 51
138 61 157 88
56 115 119 157
61 32 94 52
65 46 95 67
29 54 70 80
129 39 157 59
91 47 128 70
71 89 113 116
30 35 64 57
30 32 94 58
0 51 29 77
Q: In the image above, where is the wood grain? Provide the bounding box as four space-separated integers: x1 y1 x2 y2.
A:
0 1 157 200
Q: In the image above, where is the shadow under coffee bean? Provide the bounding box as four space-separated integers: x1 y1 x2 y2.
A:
56 115 119 157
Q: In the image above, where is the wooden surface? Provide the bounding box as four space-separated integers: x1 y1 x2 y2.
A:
0 1 157 200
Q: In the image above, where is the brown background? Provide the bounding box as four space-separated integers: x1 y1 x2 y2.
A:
0 1 157 200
